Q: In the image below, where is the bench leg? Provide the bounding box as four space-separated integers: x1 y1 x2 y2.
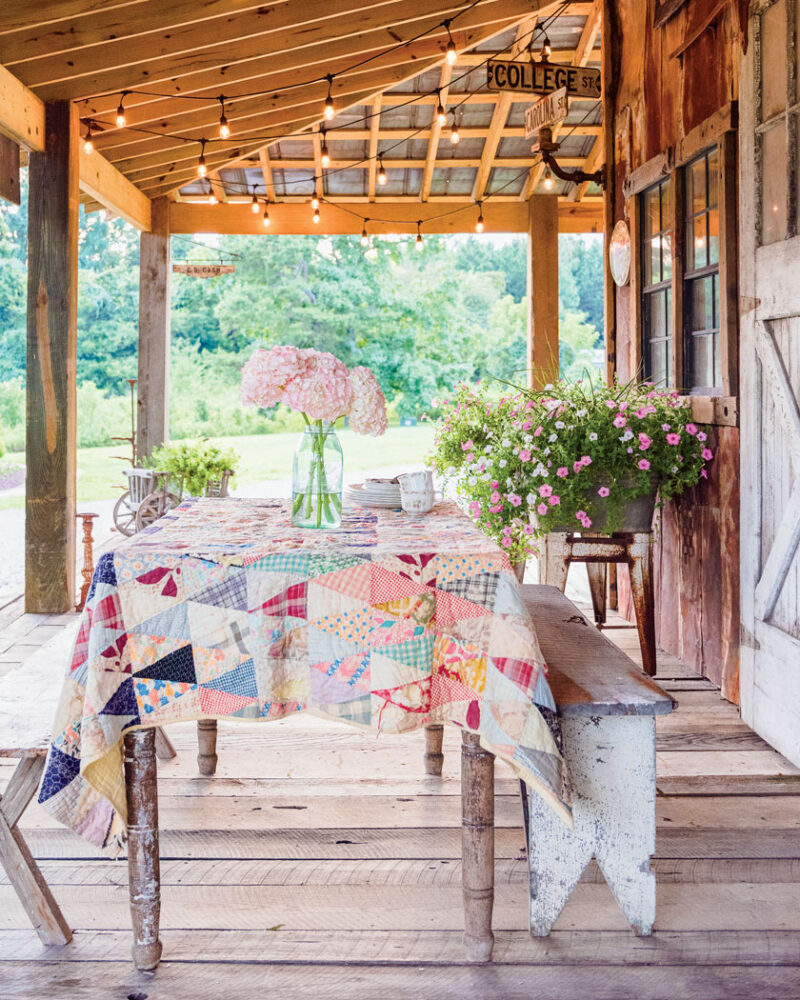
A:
525 715 656 937
197 719 219 776
153 726 177 761
543 532 570 591
461 731 494 962
628 533 657 677
424 724 444 775
586 562 607 628
0 756 72 946
124 729 162 971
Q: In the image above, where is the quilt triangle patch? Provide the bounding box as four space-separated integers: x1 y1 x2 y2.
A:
314 561 373 602
371 563 432 605
38 745 81 803
199 687 258 716
261 581 307 618
131 602 191 641
100 677 140 717
437 571 501 609
133 643 196 684
192 570 249 611
134 677 197 717
434 588 492 629
203 658 259 699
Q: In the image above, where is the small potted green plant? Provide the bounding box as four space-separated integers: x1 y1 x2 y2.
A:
144 440 240 498
429 379 714 563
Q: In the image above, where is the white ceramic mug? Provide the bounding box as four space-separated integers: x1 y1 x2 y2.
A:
398 470 435 493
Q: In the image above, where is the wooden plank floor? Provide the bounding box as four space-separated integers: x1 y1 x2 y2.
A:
1 605 800 999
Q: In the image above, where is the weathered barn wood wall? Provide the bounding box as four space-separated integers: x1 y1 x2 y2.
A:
608 0 745 702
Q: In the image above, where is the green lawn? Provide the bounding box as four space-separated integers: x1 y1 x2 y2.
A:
0 425 436 510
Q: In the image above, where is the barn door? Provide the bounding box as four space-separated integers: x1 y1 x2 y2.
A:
739 0 800 764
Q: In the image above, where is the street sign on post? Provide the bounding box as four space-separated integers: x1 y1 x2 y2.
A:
486 59 601 99
524 88 569 139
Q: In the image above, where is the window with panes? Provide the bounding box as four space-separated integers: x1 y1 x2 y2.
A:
641 177 673 387
683 148 721 393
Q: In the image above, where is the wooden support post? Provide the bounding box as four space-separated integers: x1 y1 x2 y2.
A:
196 718 219 776
461 731 494 963
527 194 560 389
124 728 162 971
25 101 79 613
137 196 171 460
424 723 444 776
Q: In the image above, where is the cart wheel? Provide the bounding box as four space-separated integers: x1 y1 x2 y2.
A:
135 491 180 533
112 491 138 536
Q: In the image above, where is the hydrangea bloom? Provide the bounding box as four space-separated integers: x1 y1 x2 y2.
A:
283 351 353 423
348 366 389 436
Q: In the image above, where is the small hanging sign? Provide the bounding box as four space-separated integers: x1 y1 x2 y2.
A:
172 263 236 277
524 87 569 139
486 59 601 99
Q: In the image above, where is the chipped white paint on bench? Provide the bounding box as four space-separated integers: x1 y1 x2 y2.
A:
521 585 675 937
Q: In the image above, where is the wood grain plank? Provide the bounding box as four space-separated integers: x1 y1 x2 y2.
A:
1 960 798 1000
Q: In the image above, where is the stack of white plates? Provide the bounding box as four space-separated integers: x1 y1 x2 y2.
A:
345 479 402 508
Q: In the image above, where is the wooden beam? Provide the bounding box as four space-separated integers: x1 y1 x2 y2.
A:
78 145 151 230
574 1 602 67
137 197 171 460
472 12 538 202
258 148 273 199
0 63 44 150
420 64 452 202
569 133 604 202
367 96 382 202
19 0 530 99
527 194 560 388
25 101 79 613
0 133 21 205
169 198 602 234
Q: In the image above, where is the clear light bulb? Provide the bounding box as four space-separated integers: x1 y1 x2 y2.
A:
415 233 423 251
115 105 126 128
450 125 460 145
543 166 553 190
321 144 330 168
476 215 484 233
436 103 446 127
263 207 270 227
446 39 457 64
197 156 207 178
219 116 230 139
313 207 320 224
361 227 368 247
378 161 387 185
311 196 320 210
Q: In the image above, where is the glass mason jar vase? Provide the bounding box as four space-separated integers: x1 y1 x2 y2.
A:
291 422 343 528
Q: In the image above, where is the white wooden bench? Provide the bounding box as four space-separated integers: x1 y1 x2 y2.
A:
0 652 73 946
520 584 675 936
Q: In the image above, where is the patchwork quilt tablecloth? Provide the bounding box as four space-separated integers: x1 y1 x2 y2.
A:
39 497 571 854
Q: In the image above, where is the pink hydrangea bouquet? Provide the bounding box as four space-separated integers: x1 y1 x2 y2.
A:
429 378 714 558
242 345 387 528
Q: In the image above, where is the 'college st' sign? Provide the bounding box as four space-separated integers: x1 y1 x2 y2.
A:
486 59 601 99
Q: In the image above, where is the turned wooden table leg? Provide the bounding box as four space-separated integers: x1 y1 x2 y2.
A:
196 719 219 775
628 532 657 677
124 729 162 971
461 730 495 963
424 724 444 775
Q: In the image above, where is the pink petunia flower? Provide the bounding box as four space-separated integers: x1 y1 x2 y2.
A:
508 494 523 507
557 467 569 478
461 439 475 451
639 433 651 450
666 433 681 445
604 400 617 409
581 455 592 466
697 431 707 442
519 449 531 462
638 458 651 471
548 494 560 505
573 461 583 473
685 424 698 436
537 502 548 516
533 425 543 437
500 536 512 548
490 491 501 504
598 486 610 498
489 503 503 514
539 484 553 498
701 448 714 461
613 414 627 429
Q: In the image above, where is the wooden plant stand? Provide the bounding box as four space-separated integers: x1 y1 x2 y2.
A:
543 531 657 676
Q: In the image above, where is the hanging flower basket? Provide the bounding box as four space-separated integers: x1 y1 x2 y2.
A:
428 378 714 560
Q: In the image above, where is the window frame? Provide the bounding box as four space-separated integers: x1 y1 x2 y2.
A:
626 103 739 427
